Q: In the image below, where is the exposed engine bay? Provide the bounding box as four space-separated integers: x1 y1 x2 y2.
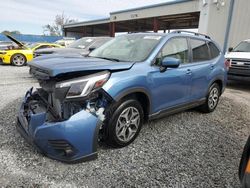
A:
26 71 114 125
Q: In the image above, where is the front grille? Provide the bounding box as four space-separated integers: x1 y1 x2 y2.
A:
228 59 250 76
48 140 75 156
230 59 250 70
48 140 72 149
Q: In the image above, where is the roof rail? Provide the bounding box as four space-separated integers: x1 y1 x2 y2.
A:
171 30 211 39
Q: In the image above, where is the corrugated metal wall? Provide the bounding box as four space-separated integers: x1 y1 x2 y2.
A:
198 0 230 50
0 34 63 43
228 0 250 48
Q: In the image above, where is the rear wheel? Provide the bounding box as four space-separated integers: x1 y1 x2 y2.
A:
199 83 220 113
104 99 144 147
11 53 26 66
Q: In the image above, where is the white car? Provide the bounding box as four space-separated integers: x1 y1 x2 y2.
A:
55 37 76 47
225 39 250 81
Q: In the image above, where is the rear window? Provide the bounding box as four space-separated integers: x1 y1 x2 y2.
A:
190 39 210 62
208 42 220 59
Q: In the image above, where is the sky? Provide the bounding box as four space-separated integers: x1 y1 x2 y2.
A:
0 0 170 35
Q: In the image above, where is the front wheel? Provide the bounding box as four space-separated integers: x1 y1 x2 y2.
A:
11 54 27 66
199 83 220 113
104 99 144 147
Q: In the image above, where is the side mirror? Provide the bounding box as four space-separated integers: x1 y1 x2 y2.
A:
228 47 233 52
89 47 96 52
161 57 181 68
160 57 180 72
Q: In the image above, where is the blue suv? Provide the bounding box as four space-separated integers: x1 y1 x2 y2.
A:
17 31 227 162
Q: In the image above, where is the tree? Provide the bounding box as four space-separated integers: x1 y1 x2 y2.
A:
43 12 77 36
1 30 21 35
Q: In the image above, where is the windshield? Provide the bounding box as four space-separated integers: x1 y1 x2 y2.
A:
233 41 250 52
68 38 95 49
89 34 162 62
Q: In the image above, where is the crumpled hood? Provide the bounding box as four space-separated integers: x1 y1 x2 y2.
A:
225 52 250 59
28 56 134 77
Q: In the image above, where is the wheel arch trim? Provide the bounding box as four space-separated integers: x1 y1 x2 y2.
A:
208 78 224 94
113 87 152 115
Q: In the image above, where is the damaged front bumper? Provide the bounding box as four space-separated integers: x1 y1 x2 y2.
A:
16 88 102 163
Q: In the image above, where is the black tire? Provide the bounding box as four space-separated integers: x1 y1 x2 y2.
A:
199 83 220 113
239 136 250 182
11 53 27 66
104 98 144 147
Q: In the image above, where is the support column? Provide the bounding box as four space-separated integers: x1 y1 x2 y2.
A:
83 27 87 37
153 17 159 33
91 26 94 37
63 29 67 37
109 22 115 37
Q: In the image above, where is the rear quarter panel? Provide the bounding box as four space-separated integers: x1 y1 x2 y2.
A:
208 54 227 94
2 49 33 64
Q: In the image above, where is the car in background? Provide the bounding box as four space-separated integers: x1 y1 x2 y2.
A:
239 136 250 188
0 34 62 66
0 41 15 50
26 42 63 52
55 37 75 47
17 31 227 162
34 37 112 58
225 39 250 81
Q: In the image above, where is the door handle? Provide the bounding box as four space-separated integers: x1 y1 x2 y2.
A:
186 69 192 75
210 64 215 70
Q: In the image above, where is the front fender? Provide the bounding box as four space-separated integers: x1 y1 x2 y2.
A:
102 69 152 113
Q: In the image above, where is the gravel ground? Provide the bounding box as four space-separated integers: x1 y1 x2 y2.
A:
0 65 249 187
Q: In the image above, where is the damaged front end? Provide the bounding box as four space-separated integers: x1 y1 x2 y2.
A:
17 71 113 163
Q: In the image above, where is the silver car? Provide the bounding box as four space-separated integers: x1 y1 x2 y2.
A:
34 37 112 57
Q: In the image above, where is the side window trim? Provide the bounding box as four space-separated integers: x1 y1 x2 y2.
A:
206 41 212 60
187 37 192 64
152 36 189 66
207 41 221 60
189 37 211 63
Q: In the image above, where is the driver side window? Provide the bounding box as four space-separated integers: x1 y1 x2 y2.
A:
155 37 189 66
36 45 50 50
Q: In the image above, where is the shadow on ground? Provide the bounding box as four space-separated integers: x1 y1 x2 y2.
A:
227 80 250 92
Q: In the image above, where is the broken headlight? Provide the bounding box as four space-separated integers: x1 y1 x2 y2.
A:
55 71 110 99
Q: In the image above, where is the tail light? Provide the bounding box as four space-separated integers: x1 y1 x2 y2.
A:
225 59 231 71
246 159 250 173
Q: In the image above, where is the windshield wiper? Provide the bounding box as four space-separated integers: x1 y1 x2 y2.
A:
94 56 120 62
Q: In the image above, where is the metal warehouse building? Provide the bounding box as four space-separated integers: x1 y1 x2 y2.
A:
63 0 250 52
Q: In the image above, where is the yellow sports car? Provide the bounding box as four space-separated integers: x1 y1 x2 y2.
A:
0 35 62 66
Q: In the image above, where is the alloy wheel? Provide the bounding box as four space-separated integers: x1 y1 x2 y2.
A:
12 55 25 66
115 107 140 143
208 87 219 109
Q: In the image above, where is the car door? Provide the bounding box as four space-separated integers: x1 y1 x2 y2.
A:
149 37 192 113
187 38 215 100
